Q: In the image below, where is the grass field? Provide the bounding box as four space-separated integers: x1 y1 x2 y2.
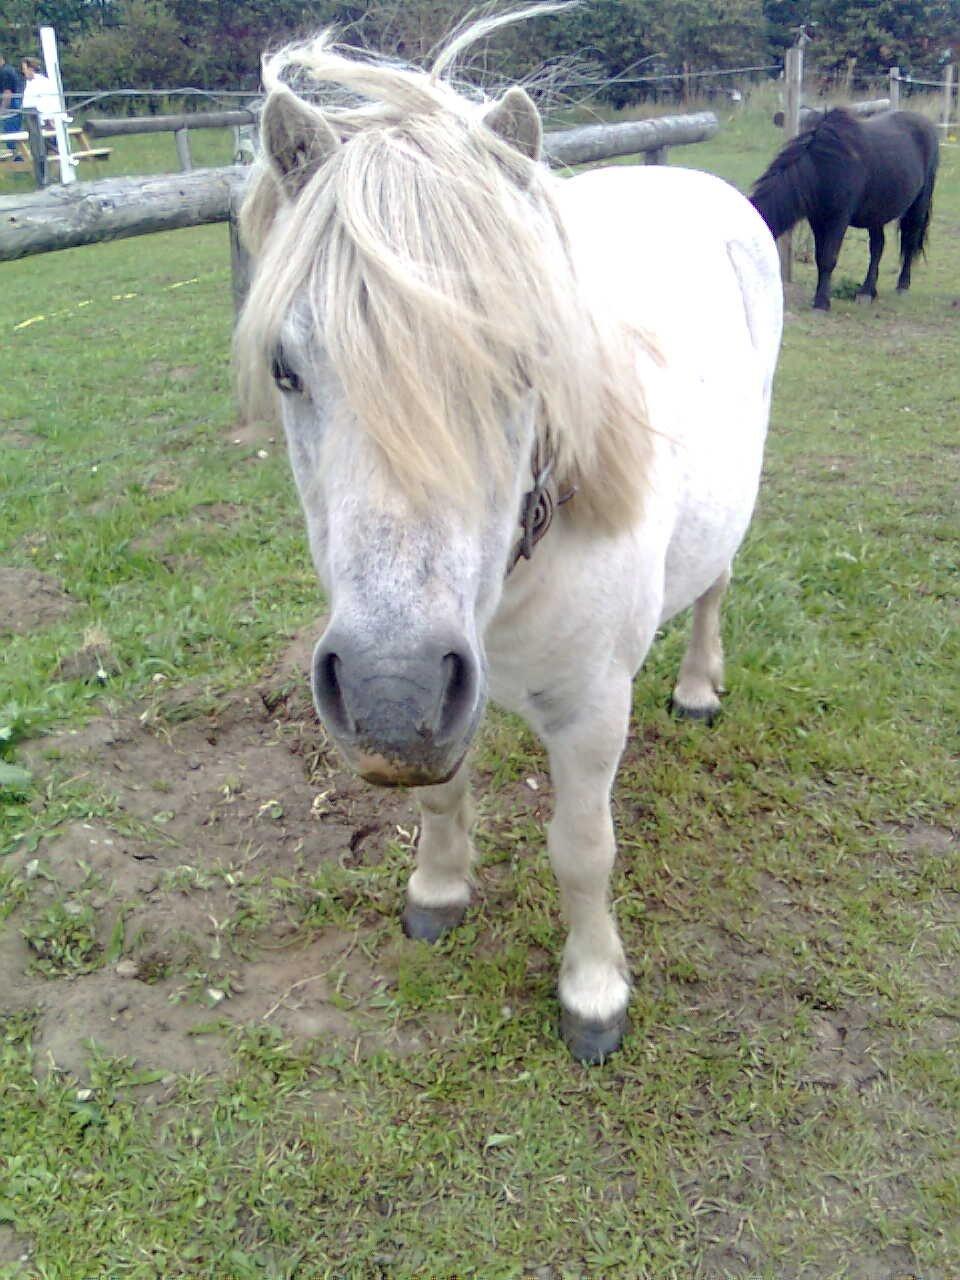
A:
1 96 958 1279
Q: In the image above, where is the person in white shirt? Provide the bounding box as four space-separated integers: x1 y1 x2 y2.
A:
20 57 60 127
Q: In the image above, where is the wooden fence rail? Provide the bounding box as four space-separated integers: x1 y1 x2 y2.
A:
773 97 891 128
0 111 719 268
84 111 257 136
0 167 248 261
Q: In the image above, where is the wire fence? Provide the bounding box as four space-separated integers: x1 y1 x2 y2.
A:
64 87 263 114
49 57 959 119
55 61 784 122
7 52 951 144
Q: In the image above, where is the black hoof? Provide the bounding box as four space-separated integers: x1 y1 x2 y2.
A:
669 697 719 726
402 900 467 943
560 1007 627 1064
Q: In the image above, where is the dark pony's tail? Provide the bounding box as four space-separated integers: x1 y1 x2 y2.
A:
916 181 934 257
749 127 820 238
904 167 936 263
899 115 939 266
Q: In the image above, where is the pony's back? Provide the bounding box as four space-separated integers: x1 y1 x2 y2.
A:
750 109 865 237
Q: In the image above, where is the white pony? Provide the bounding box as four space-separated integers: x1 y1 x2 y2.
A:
236 13 782 1062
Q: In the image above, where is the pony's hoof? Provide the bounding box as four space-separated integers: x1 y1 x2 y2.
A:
669 697 719 726
812 300 830 312
402 899 467 943
896 285 910 294
561 1007 628 1064
855 292 875 304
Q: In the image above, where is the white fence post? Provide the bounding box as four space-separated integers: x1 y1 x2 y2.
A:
174 127 193 171
889 66 900 109
941 65 954 139
39 26 76 185
779 44 803 284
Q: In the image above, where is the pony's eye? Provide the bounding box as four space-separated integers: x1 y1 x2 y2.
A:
271 349 303 395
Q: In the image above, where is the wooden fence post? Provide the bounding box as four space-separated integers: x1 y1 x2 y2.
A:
941 65 955 139
229 186 251 318
23 110 49 190
889 67 900 109
174 127 193 172
779 45 803 284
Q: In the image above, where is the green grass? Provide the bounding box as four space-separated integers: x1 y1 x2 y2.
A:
1 105 958 1279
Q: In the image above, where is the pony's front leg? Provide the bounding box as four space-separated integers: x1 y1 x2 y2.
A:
856 226 884 301
403 767 475 942
544 677 632 1063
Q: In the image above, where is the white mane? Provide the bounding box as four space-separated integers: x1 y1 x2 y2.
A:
235 10 651 527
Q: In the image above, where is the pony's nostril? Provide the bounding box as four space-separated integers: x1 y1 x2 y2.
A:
314 651 356 737
436 651 475 741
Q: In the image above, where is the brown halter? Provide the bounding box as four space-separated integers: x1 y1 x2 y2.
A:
507 440 576 575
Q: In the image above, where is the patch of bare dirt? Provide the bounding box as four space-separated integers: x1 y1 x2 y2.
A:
2 430 40 449
0 567 75 635
146 362 200 383
54 625 121 683
224 419 278 449
127 500 244 558
0 1226 33 1275
3 621 438 1081
881 820 957 858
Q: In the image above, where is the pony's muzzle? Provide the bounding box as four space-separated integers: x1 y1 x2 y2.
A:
311 630 483 787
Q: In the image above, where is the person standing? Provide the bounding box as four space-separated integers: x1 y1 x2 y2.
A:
20 56 60 127
1 51 25 160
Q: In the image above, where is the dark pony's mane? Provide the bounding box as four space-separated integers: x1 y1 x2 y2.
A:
750 109 863 238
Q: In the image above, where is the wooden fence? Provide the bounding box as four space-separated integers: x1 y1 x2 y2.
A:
84 110 257 175
0 110 719 313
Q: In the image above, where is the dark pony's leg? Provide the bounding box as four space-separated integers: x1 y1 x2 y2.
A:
897 173 935 293
856 225 884 301
811 216 848 311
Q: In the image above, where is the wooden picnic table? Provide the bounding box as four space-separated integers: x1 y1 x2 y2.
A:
0 124 112 167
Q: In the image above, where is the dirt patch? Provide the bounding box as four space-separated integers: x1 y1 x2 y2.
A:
128 500 245 558
0 567 75 636
146 362 199 383
224 419 278 449
3 620 433 1081
0 1225 33 1275
2 430 40 449
881 820 957 858
54 625 121 683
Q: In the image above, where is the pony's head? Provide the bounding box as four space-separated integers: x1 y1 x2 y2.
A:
235 14 648 786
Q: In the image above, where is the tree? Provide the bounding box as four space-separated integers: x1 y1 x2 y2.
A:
763 0 959 76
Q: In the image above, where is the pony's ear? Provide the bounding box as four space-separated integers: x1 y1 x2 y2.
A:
260 87 340 197
483 86 542 161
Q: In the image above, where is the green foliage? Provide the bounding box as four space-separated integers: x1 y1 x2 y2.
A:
22 899 103 977
758 0 959 76
43 0 960 107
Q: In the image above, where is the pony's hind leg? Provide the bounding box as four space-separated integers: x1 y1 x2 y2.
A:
545 675 633 1063
856 226 885 301
403 767 475 942
671 568 730 724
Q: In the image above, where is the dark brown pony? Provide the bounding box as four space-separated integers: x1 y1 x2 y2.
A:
751 109 939 310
